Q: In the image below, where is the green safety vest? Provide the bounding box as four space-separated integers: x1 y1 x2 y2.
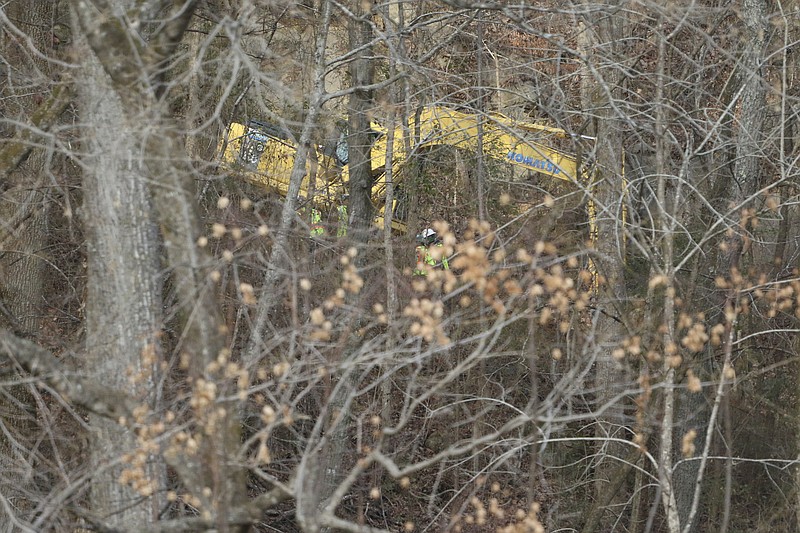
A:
413 243 449 276
337 205 348 237
310 208 324 236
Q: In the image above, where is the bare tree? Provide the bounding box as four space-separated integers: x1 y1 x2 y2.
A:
345 0 378 246
575 2 634 529
4 1 800 532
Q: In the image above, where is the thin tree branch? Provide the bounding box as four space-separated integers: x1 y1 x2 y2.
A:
0 329 135 420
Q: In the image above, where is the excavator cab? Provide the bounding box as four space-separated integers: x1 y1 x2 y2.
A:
239 120 288 169
219 120 347 206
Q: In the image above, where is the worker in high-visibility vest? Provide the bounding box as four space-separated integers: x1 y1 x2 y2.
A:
310 207 324 237
414 228 449 276
337 204 348 237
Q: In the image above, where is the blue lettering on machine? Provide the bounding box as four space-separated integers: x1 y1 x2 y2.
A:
507 151 560 174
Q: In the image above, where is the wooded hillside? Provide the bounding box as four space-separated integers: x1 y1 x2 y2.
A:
1 1 799 532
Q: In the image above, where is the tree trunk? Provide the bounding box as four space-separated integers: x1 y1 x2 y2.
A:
70 0 250 526
315 1 378 529
674 0 767 529
346 0 378 250
244 0 332 367
578 3 631 530
77 33 164 529
0 1 60 528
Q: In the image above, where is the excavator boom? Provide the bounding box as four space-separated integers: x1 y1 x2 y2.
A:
372 107 579 184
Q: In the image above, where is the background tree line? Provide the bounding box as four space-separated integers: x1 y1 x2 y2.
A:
1 0 799 531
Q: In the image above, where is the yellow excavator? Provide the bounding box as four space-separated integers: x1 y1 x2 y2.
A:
218 105 585 232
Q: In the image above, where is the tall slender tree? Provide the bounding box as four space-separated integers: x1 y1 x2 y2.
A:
577 1 632 529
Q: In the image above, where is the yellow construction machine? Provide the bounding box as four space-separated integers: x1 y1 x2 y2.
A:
218 106 585 232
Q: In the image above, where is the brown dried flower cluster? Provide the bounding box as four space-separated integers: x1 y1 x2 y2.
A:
118 405 165 497
403 297 448 345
